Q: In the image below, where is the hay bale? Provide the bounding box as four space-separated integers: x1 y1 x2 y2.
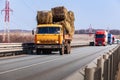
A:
55 21 71 33
52 6 68 22
68 11 75 22
70 25 75 37
36 6 75 37
36 11 52 24
55 20 74 37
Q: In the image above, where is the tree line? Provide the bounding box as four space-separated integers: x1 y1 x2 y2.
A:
75 29 120 35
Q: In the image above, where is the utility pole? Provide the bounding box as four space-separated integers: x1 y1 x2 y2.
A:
1 0 13 43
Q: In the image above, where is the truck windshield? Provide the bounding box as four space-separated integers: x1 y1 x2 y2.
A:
95 34 105 38
37 27 60 34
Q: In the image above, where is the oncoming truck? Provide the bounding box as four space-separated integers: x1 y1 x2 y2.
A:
33 6 75 55
108 33 113 45
95 30 108 46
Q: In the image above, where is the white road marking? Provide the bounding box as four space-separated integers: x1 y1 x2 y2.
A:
0 55 47 65
0 56 61 75
0 46 114 75
0 55 27 60
0 52 83 75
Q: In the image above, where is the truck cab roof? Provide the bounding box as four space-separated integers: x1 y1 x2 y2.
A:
96 30 107 34
37 24 62 28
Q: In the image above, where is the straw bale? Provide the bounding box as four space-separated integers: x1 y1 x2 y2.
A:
70 25 75 37
52 6 68 22
55 20 74 37
36 11 52 24
36 6 75 37
55 21 70 33
68 11 75 22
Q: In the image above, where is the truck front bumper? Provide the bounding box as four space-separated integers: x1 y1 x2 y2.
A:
36 44 62 49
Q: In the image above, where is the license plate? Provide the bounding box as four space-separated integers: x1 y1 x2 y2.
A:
44 46 51 48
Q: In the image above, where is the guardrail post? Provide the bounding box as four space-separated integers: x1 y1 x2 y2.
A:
85 67 96 80
97 58 104 80
103 54 110 80
118 46 120 63
109 53 113 80
113 48 120 80
103 54 109 60
118 46 120 62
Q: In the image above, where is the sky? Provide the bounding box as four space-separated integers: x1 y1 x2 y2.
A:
0 0 120 30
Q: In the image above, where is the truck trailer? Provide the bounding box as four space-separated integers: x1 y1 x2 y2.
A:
108 33 113 45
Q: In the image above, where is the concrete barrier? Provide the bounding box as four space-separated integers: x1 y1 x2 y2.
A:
63 45 120 80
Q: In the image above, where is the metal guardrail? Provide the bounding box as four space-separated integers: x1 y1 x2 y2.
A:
0 43 34 56
0 43 88 56
0 43 23 53
64 45 120 80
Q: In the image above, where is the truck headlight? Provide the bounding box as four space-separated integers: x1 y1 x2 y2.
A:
55 41 59 43
37 41 41 43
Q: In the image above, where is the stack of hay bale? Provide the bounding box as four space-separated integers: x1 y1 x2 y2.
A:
36 6 75 37
51 6 68 22
51 6 75 37
36 11 52 24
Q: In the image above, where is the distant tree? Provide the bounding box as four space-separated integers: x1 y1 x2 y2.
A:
10 32 34 43
110 30 120 35
75 29 120 35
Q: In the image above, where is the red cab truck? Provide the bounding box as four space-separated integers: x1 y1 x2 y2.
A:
95 30 108 46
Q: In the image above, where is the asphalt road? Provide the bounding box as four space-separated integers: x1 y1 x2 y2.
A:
0 45 117 80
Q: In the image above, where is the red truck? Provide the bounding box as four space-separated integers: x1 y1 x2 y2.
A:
95 30 108 46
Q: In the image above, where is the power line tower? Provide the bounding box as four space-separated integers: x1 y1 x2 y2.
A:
1 0 13 43
88 24 93 36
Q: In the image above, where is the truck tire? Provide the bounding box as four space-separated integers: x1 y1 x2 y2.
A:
104 43 107 46
65 43 71 54
68 43 71 54
47 50 52 54
43 50 48 54
36 49 42 55
89 42 94 46
60 46 64 55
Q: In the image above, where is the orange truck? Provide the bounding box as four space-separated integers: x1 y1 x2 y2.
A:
33 24 73 55
33 6 75 55
95 30 108 46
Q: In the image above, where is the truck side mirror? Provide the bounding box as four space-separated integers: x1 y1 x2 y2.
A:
32 30 34 35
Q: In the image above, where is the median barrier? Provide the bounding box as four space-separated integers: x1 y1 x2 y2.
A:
0 43 34 56
0 43 89 56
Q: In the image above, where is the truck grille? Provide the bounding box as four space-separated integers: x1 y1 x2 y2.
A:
40 40 57 44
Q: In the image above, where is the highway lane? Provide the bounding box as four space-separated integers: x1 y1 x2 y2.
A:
0 45 117 80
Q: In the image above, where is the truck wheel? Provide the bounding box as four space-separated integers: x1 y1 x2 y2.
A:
43 50 48 54
60 47 64 55
104 43 107 46
65 43 71 54
47 50 52 54
36 49 42 55
68 43 71 54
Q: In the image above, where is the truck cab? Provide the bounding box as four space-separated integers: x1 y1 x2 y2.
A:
95 30 108 46
108 33 112 45
35 24 63 45
34 24 71 55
